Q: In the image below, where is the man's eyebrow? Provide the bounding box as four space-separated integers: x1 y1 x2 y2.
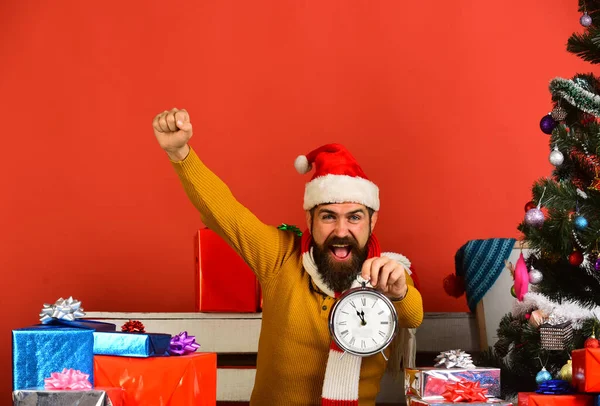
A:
318 208 338 215
347 209 367 215
318 208 366 215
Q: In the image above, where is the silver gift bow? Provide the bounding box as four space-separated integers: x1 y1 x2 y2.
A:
434 349 476 369
39 297 86 323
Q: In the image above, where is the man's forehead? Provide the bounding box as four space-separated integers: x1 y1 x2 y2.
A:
315 203 368 214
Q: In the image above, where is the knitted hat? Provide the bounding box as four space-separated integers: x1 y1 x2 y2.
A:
295 143 380 211
444 238 516 312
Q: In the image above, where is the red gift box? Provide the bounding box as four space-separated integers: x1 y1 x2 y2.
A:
103 387 125 406
94 352 217 405
528 394 593 406
517 392 535 406
194 228 262 312
573 348 600 392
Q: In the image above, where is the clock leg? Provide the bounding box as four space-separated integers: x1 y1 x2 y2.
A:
380 350 388 361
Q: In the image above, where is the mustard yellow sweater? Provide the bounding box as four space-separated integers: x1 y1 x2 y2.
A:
172 147 424 406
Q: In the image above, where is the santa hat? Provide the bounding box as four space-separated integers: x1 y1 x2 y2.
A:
294 143 380 211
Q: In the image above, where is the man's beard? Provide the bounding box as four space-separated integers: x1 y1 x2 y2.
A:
312 235 369 293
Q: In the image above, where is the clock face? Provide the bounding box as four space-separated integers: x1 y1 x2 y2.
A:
329 289 398 356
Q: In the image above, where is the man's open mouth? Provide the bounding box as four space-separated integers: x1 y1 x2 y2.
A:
330 244 351 260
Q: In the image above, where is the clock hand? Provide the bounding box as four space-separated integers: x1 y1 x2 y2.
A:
356 310 366 326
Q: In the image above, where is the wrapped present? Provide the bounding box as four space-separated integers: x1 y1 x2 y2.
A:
528 394 594 406
12 326 94 390
518 392 535 406
573 348 600 392
13 297 115 391
406 395 512 405
539 315 573 351
405 367 501 399
194 228 261 312
13 388 124 406
94 352 216 405
93 331 171 357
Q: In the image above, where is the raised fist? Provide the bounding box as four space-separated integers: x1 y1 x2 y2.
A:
152 108 193 161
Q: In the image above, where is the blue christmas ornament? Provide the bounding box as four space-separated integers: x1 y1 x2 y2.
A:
574 216 588 230
540 114 557 135
536 367 552 384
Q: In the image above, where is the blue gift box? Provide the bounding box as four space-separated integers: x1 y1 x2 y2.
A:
12 326 94 390
44 319 116 332
93 331 171 357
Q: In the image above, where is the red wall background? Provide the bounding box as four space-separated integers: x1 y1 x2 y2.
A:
0 0 595 401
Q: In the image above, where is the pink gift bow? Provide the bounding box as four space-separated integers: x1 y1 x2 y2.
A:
44 368 92 390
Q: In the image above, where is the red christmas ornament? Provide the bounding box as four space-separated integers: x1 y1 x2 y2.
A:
585 335 600 348
121 320 146 333
569 251 584 266
525 201 537 212
582 113 597 125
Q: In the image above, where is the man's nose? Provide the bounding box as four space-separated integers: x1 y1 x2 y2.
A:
333 220 350 237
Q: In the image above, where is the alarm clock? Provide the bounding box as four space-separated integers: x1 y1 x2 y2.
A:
328 276 399 359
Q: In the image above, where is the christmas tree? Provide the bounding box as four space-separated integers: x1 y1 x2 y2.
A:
488 1 600 398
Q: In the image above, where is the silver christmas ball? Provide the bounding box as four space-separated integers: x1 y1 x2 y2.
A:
581 12 593 27
549 148 564 166
525 208 545 228
552 106 568 122
529 268 543 284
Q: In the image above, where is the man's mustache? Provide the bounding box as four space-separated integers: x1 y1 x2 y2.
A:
325 236 358 247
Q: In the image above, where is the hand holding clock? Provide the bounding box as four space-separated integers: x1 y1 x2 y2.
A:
360 256 408 300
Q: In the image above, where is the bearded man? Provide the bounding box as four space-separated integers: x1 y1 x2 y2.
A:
152 108 424 406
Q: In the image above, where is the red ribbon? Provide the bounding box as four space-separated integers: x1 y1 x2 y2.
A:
441 380 488 402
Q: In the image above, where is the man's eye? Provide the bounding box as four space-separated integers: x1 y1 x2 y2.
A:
322 214 334 220
350 215 362 221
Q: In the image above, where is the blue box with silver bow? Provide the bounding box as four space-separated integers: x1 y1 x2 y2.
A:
12 297 116 390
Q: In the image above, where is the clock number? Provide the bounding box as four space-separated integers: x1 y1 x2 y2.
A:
338 321 347 325
372 338 378 345
378 330 386 337
341 330 349 337
378 310 384 315
349 337 356 346
380 321 389 325
371 298 378 308
361 340 366 349
350 301 356 309
341 310 349 315
361 297 366 306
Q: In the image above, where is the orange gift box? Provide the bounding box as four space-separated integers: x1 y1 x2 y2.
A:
195 228 262 312
528 394 594 406
94 352 216 406
573 348 600 392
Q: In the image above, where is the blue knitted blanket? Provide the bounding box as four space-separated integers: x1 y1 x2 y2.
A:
454 238 516 312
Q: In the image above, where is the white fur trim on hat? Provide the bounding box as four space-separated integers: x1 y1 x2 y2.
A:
303 174 380 210
294 155 311 174
381 252 412 274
